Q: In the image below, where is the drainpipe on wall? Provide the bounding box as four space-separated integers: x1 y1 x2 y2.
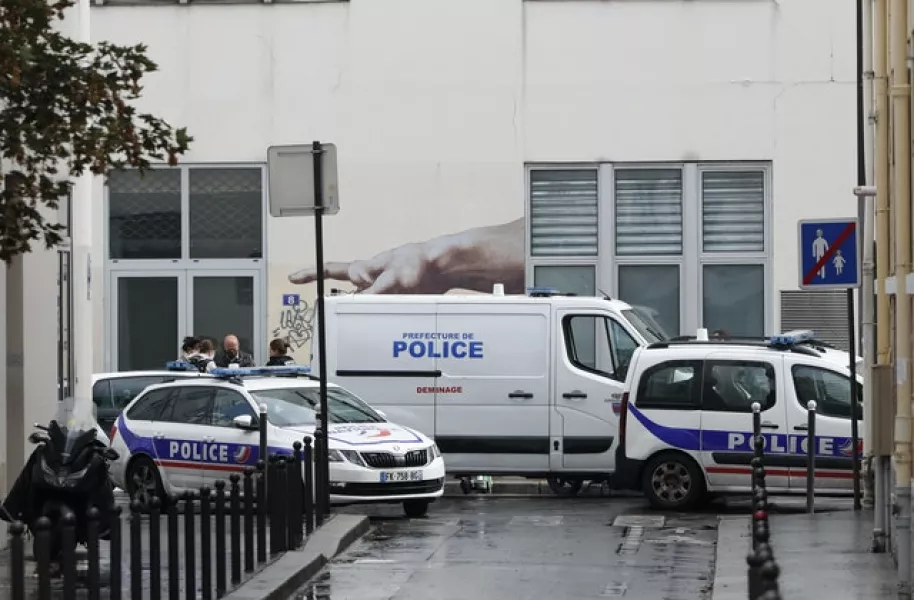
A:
872 0 893 552
889 0 912 588
861 0 876 511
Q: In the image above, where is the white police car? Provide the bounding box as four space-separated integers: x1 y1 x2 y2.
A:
613 330 863 510
108 365 445 517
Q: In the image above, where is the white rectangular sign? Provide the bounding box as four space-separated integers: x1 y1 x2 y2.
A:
267 143 340 217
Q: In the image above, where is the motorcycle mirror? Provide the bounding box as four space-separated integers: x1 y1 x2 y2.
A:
27 432 46 444
104 448 120 461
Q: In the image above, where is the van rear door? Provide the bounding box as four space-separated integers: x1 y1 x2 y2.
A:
435 302 550 474
329 301 438 438
552 309 634 472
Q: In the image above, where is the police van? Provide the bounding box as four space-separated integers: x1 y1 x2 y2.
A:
108 365 446 517
614 331 863 510
313 286 670 495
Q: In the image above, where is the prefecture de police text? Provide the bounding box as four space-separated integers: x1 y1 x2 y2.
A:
393 332 483 359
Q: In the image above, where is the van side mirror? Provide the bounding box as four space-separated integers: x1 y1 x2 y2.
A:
233 414 257 430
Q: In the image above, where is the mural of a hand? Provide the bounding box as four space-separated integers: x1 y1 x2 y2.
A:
288 218 525 294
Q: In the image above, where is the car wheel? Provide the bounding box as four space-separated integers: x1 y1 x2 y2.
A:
126 456 166 507
546 476 584 497
403 500 430 518
642 452 706 511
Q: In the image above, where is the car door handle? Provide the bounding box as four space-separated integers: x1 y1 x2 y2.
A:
563 391 588 399
203 436 215 443
760 422 779 430
508 391 534 399
153 433 164 440
793 424 809 431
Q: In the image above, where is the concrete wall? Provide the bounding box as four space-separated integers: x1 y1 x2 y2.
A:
89 0 857 360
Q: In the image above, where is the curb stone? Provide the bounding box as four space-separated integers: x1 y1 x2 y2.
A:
711 516 750 600
221 514 370 600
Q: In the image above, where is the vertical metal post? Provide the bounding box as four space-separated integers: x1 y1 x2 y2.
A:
243 468 255 572
847 291 862 511
62 513 77 600
34 518 52 600
129 504 142 600
200 488 212 600
184 493 197 600
304 437 314 536
256 461 267 564
149 498 162 600
291 442 304 548
109 506 123 600
807 400 818 514
259 404 268 489
312 139 331 520
230 474 242 586
214 481 227 598
167 495 180 600
87 508 101 600
276 458 288 552
9 522 25 600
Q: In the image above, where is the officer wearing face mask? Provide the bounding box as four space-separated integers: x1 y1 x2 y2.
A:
216 334 255 368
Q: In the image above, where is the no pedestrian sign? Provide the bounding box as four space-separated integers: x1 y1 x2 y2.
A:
797 218 860 290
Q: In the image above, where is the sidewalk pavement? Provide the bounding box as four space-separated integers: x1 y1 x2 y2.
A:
712 507 899 600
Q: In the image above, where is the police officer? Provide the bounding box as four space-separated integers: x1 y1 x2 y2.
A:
265 338 295 366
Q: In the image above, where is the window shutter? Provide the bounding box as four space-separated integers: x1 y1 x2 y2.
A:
614 169 683 256
702 171 765 253
779 290 850 350
529 169 598 257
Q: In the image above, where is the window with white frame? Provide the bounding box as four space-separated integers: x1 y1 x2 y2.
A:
527 163 770 337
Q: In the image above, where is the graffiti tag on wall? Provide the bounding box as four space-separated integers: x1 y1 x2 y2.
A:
272 301 315 351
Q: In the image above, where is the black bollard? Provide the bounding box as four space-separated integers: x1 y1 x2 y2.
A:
269 457 280 556
34 517 52 600
746 548 765 600
184 492 197 600
806 400 817 514
129 502 143 600
256 461 267 565
168 495 180 600
149 497 162 600
214 480 227 598
87 508 101 600
230 474 242 586
244 468 255 572
303 438 314 536
62 512 77 600
291 442 304 549
277 458 288 552
9 522 25 600
109 506 123 600
760 559 782 595
200 487 213 600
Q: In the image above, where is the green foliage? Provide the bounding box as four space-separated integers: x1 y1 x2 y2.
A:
0 0 192 262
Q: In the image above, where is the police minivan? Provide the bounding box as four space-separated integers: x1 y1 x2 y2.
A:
313 286 670 495
109 366 445 517
614 331 863 510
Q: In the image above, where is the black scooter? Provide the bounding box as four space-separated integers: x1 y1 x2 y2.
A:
1 419 118 564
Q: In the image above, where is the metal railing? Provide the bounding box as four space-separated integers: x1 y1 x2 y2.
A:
747 402 784 600
7 438 316 600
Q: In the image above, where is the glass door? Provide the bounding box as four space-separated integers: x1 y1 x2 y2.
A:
111 272 186 371
188 271 262 365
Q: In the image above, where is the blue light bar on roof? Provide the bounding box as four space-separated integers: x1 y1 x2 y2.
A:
526 286 560 296
166 360 196 372
209 365 312 378
769 330 816 346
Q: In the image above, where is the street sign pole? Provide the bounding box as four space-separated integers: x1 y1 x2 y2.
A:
267 141 340 527
798 218 862 510
311 141 332 522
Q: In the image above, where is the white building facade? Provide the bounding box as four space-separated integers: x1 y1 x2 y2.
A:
79 0 858 370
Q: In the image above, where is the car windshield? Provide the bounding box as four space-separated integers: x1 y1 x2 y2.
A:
622 307 669 343
249 387 384 427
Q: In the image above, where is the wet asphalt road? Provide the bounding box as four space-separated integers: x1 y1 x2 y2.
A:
294 497 720 600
